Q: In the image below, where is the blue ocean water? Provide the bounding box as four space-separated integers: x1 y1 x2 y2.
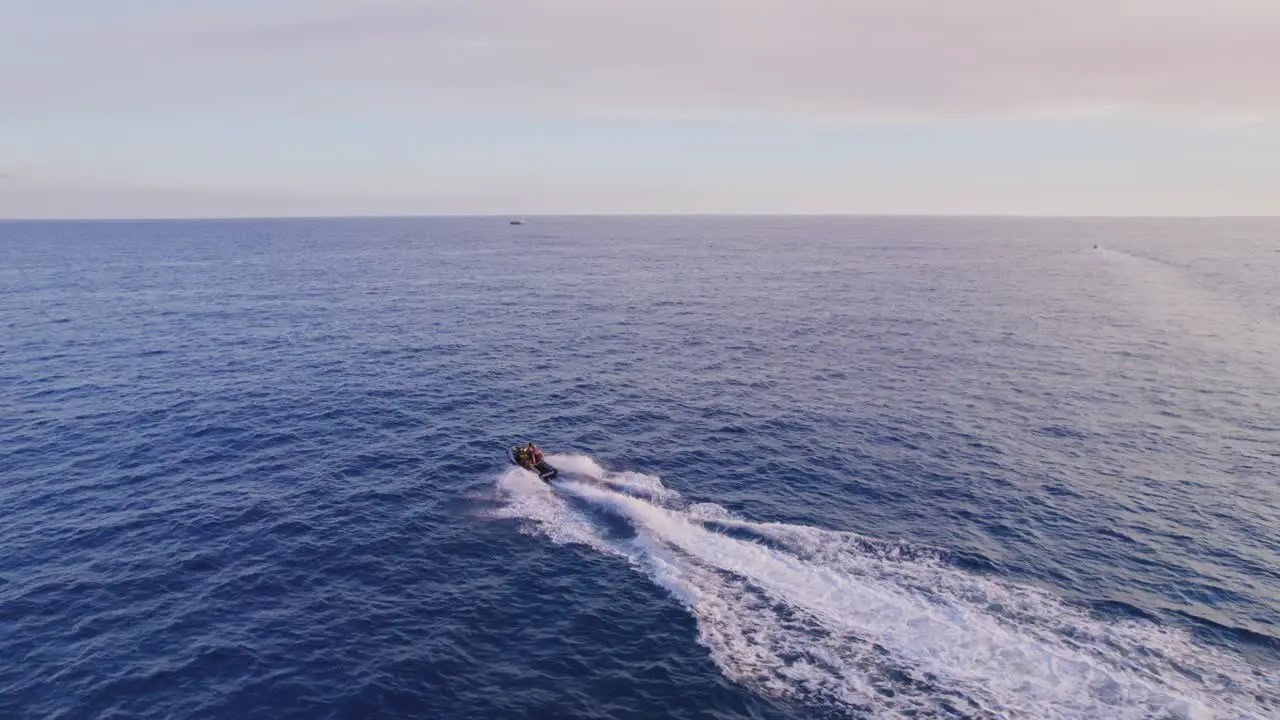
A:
1 216 1277 719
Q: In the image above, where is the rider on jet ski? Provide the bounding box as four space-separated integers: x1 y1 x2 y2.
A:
514 442 544 468
511 442 557 480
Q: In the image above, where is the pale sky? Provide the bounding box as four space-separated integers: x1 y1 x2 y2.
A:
2 0 1278 218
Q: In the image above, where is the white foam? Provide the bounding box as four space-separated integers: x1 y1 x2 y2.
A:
544 453 608 479
488 468 620 557
491 460 1277 719
686 502 736 522
545 453 679 502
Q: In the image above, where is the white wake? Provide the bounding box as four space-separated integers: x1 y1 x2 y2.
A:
491 455 1276 719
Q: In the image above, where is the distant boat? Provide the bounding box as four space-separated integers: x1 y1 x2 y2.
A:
510 219 526 225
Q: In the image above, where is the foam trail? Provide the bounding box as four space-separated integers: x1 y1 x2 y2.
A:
543 453 679 502
493 459 1277 719
488 466 619 556
1093 248 1280 378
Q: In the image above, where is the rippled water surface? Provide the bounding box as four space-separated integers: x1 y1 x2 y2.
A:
2 217 1277 719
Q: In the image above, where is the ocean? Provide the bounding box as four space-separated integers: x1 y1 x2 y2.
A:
1 216 1277 719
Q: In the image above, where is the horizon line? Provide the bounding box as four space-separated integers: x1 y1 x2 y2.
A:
4 212 1279 223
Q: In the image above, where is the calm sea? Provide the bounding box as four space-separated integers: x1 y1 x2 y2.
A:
2 217 1277 719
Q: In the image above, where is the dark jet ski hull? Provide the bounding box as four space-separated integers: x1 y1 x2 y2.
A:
508 447 558 481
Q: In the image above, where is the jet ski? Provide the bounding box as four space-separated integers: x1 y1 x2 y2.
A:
508 443 558 481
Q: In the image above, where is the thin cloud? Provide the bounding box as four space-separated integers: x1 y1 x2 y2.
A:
175 0 1280 119
5 0 1279 121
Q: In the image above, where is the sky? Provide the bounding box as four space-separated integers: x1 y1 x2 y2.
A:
1 0 1278 218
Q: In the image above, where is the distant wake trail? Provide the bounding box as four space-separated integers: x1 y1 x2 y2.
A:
1092 247 1280 380
492 455 1277 719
